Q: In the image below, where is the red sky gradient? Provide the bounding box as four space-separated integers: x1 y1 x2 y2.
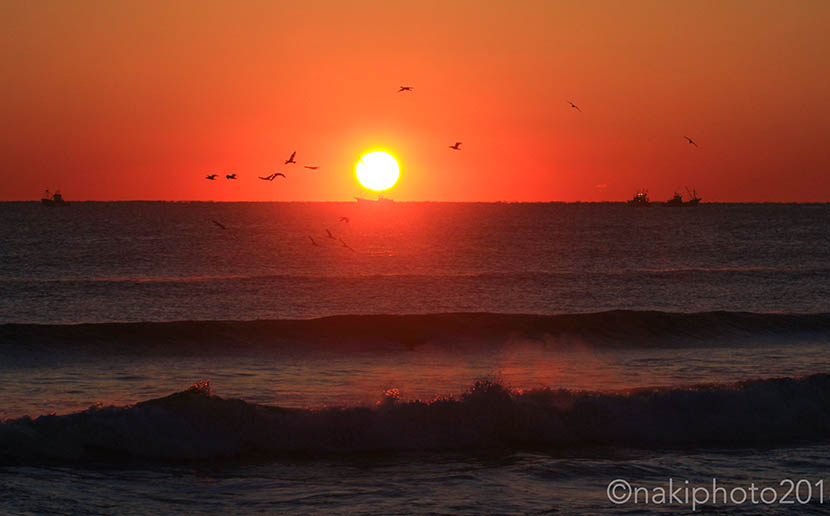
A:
1 1 828 202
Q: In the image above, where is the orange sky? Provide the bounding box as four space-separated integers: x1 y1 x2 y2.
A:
1 0 829 202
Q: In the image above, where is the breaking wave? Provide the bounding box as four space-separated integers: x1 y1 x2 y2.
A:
2 311 829 352
2 374 829 462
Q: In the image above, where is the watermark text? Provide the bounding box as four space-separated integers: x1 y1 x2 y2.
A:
607 478 825 511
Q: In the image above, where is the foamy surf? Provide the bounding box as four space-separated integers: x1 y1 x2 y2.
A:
2 374 829 462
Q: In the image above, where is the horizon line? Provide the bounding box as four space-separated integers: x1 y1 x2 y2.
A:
4 199 830 204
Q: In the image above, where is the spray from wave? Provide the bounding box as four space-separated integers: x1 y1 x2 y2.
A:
2 374 829 462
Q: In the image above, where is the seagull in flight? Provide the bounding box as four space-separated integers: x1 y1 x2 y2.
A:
225 173 237 180
205 174 217 180
212 220 226 230
309 236 321 247
304 166 319 170
259 173 285 181
684 136 699 147
339 216 350 223
284 151 297 165
325 228 336 240
398 86 414 92
449 142 462 150
566 100 581 112
339 238 356 252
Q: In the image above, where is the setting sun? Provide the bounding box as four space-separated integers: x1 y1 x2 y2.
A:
356 151 399 191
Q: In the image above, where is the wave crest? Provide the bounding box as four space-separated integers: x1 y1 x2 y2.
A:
2 374 829 462
3 311 830 351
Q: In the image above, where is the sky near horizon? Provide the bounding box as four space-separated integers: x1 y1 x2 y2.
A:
1 0 829 202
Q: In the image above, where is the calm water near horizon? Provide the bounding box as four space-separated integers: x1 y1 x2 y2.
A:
2 201 828 323
1 201 829 514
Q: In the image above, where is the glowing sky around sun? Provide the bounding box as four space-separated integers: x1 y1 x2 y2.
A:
1 1 828 201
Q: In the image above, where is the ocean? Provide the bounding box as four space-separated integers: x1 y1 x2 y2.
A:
1 201 829 514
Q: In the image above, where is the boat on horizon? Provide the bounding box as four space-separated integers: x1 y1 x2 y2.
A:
355 195 394 205
663 188 701 207
627 190 651 207
41 189 69 206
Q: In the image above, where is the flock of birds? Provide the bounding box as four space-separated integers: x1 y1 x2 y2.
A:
202 89 470 188
207 85 700 251
204 86 472 252
207 148 358 249
205 151 318 182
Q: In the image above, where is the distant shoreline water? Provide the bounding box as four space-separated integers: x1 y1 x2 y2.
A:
2 202 828 323
4 200 830 204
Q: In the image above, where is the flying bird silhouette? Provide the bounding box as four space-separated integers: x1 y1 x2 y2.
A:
339 216 350 223
398 86 413 92
304 166 319 170
284 151 296 165
259 173 285 181
325 228 336 240
339 238 356 252
225 174 237 180
205 174 217 180
684 136 699 147
449 142 462 150
212 220 226 230
309 236 321 247
566 100 582 112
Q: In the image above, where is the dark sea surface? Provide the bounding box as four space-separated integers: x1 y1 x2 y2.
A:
1 201 829 514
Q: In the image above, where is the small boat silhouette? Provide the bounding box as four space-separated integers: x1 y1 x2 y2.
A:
355 195 393 205
627 190 650 207
663 188 702 207
41 189 69 206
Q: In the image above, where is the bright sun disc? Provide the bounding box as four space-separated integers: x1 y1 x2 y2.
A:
356 151 399 191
